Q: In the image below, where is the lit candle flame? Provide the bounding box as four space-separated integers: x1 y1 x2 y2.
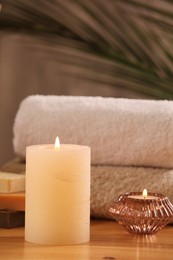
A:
55 136 60 149
143 189 147 199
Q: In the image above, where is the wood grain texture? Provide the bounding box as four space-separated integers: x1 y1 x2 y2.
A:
0 220 173 260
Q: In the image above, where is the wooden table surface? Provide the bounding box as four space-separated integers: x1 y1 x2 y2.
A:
0 220 173 260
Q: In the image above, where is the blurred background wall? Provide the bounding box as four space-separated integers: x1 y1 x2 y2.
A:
1 0 173 166
0 32 142 166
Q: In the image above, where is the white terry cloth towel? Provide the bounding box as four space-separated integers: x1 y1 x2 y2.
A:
91 165 173 219
13 95 173 168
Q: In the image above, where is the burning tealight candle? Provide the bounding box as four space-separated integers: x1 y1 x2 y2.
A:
25 137 90 245
128 189 159 200
109 190 173 234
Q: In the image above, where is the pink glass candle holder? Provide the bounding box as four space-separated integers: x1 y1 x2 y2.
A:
108 192 173 234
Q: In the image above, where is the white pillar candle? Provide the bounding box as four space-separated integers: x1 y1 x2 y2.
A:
25 139 90 245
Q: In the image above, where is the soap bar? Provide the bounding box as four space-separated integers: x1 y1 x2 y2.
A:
0 210 25 228
0 171 25 193
0 192 25 211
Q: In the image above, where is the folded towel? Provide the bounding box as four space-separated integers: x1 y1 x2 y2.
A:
13 95 173 167
2 159 173 220
91 165 173 219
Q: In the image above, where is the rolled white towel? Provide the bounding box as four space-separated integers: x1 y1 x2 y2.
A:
13 95 173 167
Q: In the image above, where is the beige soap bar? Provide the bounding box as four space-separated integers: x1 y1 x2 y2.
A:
0 171 25 193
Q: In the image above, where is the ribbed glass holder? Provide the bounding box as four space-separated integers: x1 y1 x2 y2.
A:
108 192 173 234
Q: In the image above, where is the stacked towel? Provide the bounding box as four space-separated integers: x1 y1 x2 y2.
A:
12 95 173 219
13 95 173 168
2 160 173 219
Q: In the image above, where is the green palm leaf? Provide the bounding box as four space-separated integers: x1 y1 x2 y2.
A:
1 0 173 99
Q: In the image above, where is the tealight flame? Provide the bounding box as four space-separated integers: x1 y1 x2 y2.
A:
55 136 60 149
143 189 148 199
